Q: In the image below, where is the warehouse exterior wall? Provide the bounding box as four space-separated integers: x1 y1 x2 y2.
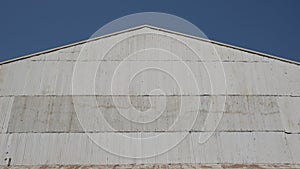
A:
0 26 299 166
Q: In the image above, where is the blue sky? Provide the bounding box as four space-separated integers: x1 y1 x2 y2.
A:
1 0 300 62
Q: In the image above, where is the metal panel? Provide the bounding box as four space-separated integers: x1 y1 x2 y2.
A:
0 134 9 165
1 61 299 96
278 97 300 133
22 61 44 95
0 29 299 96
38 61 59 95
27 28 272 62
0 64 15 94
2 132 298 165
0 26 300 166
6 95 292 133
0 97 14 133
286 134 300 163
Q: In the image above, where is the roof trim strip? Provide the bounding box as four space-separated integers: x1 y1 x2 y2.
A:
0 25 299 66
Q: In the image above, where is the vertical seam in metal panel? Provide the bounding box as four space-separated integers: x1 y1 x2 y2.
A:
2 97 14 134
283 134 295 163
189 133 197 164
277 98 290 133
52 61 60 97
37 61 46 95
5 133 12 166
20 63 31 96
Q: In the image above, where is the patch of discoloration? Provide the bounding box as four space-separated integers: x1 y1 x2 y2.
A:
1 164 300 169
5 95 289 133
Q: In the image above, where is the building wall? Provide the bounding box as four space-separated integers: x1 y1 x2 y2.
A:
0 26 299 165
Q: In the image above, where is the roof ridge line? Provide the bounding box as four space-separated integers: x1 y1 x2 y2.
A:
0 25 148 65
144 25 300 66
1 24 299 66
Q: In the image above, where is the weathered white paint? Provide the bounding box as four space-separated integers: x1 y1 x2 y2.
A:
0 25 299 166
278 97 300 133
0 132 298 165
0 97 14 133
0 134 8 165
4 95 293 133
0 61 299 96
0 28 299 96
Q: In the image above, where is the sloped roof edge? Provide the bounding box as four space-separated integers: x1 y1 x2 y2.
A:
1 25 299 66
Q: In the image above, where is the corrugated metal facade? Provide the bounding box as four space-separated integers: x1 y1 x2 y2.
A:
0 25 299 168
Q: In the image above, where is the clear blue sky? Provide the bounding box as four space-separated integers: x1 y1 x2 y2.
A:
1 0 300 62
